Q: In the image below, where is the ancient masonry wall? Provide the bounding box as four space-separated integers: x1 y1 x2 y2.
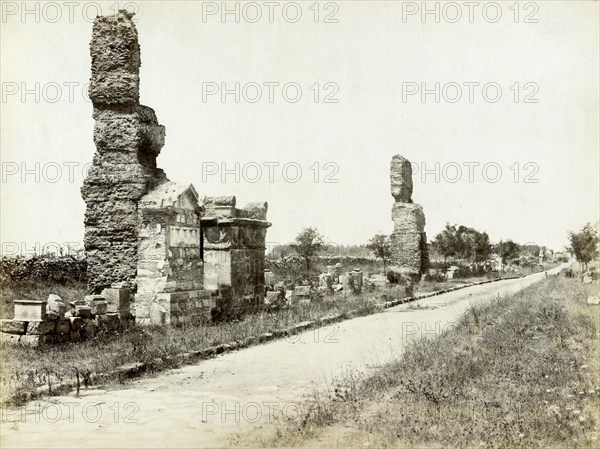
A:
201 198 271 313
389 155 429 280
81 11 168 293
134 182 216 325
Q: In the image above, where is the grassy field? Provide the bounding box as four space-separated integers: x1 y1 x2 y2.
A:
259 274 600 449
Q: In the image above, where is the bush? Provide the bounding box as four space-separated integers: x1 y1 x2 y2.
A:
0 255 87 283
424 271 446 283
386 270 403 284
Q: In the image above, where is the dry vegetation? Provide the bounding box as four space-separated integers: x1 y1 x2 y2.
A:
0 259 558 408
260 274 600 449
0 280 408 405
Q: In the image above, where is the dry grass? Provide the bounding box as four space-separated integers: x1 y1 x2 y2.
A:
263 275 600 449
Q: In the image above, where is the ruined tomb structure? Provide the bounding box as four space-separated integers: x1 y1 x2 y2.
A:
81 11 168 293
389 155 429 281
81 11 271 325
134 183 216 325
201 197 271 313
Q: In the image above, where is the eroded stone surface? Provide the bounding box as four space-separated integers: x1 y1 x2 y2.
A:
390 155 413 203
389 155 428 280
134 183 210 325
202 200 271 312
82 10 168 293
0 319 27 335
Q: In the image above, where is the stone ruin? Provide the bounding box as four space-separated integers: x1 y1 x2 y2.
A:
80 11 270 325
81 10 167 294
389 155 428 281
0 11 271 343
201 197 271 314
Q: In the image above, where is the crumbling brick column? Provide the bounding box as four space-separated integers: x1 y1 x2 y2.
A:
389 155 429 281
81 11 168 293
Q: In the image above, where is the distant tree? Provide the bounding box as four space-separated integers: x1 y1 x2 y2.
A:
290 227 325 277
473 231 492 262
496 239 519 265
367 234 392 273
433 224 460 264
433 224 493 267
568 223 599 273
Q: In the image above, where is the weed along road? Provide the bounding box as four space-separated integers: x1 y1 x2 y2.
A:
1 264 568 448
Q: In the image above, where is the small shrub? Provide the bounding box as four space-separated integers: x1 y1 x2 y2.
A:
386 270 403 284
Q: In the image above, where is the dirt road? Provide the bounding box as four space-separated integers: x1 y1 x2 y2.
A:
1 265 567 448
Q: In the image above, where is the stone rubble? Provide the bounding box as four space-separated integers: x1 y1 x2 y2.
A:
0 288 133 347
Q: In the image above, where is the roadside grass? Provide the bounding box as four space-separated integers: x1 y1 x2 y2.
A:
262 275 600 449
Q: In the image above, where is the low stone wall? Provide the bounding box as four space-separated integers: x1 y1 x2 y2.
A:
0 287 133 347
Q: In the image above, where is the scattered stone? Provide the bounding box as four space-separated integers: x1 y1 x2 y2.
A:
75 305 92 319
20 335 54 348
26 321 56 335
13 300 46 322
55 319 71 335
101 287 131 313
0 333 21 344
293 286 311 303
265 291 281 305
81 320 99 340
84 294 103 304
318 272 334 293
68 317 84 332
90 300 108 316
285 290 293 303
96 313 120 332
587 296 600 305
0 319 27 335
264 269 276 288
70 330 82 343
47 294 66 319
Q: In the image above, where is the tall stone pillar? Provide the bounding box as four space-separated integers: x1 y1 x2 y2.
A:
389 155 428 281
81 11 168 293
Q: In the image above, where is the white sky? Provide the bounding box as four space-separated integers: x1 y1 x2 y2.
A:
1 1 599 255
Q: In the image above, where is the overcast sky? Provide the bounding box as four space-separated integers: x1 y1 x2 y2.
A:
1 1 598 255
